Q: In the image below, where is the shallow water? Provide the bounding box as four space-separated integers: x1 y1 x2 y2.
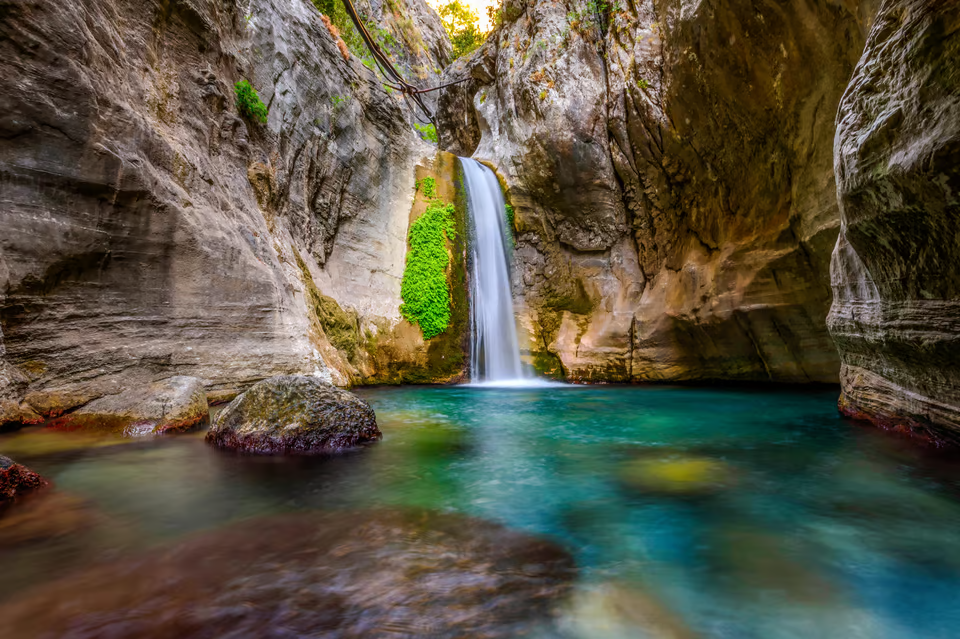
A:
4 385 960 638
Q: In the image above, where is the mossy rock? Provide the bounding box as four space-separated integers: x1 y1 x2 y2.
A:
619 455 737 496
205 375 381 455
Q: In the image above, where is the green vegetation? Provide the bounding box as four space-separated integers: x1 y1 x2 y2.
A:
312 0 401 65
504 203 515 241
234 80 268 124
400 182 457 339
637 78 650 89
487 0 521 30
414 122 438 144
567 0 617 35
416 176 437 199
439 1 484 59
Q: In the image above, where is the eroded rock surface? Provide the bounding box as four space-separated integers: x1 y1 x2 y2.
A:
0 509 576 638
828 0 960 443
50 376 208 436
0 0 451 429
206 375 381 453
439 0 878 383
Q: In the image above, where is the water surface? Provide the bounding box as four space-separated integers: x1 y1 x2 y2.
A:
3 385 960 638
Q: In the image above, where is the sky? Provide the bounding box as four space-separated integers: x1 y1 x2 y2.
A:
425 0 499 32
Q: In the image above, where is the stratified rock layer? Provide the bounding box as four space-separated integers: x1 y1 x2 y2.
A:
49 376 208 436
828 0 960 443
0 509 576 638
0 0 451 428
206 375 381 453
439 0 878 383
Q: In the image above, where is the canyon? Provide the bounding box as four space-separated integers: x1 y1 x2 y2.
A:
1 0 959 442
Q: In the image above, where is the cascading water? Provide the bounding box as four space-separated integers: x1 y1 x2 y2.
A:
461 157 526 384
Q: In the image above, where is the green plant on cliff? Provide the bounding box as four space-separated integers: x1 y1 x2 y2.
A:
504 203 515 246
416 176 437 199
400 194 456 339
414 123 438 144
234 80 268 124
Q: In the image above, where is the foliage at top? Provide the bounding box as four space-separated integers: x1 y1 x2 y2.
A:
439 1 484 60
234 80 268 125
400 182 456 339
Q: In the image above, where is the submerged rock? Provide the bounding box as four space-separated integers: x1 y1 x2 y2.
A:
0 492 97 546
0 455 48 503
205 375 380 454
619 455 737 497
49 376 208 437
561 582 698 639
0 509 576 638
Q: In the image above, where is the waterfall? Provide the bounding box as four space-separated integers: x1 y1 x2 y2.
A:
461 158 526 384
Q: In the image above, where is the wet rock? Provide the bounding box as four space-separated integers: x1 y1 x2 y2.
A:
49 376 208 437
0 509 576 638
206 375 381 454
438 0 879 383
0 0 449 413
0 455 48 503
828 0 960 442
619 455 737 497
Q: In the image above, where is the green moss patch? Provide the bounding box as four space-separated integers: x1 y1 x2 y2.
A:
400 184 457 339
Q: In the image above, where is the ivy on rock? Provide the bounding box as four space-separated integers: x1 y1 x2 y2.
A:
400 180 456 339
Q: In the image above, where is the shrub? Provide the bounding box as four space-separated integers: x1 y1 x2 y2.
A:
234 80 268 124
414 123 438 144
416 176 437 199
400 195 456 339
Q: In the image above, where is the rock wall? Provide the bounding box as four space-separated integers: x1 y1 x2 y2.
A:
0 0 450 427
829 0 960 443
439 0 878 383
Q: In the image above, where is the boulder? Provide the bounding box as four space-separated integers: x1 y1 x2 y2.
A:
50 376 208 437
205 375 380 454
0 455 48 503
0 509 576 638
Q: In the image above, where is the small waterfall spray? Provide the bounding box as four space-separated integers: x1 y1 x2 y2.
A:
461 158 526 384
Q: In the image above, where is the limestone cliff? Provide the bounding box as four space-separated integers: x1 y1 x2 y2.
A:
439 0 878 383
829 0 960 443
0 0 452 427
